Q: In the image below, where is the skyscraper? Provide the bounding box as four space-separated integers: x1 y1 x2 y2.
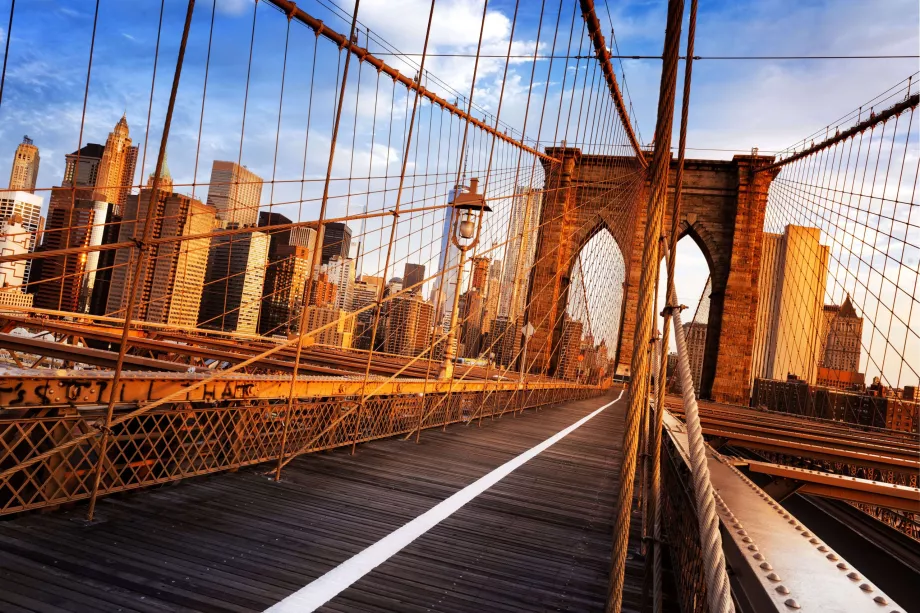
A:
9 136 40 193
581 337 599 383
258 211 317 253
752 225 830 385
558 316 584 381
682 322 707 395
145 154 173 194
199 231 270 335
501 187 542 318
470 256 489 291
308 272 338 307
259 244 311 336
360 275 384 297
351 278 381 350
820 295 863 372
458 288 484 358
384 293 435 357
305 305 355 348
79 200 121 313
0 215 33 313
33 188 106 312
817 295 864 389
206 161 263 228
324 255 355 312
320 222 352 265
303 273 350 347
106 190 216 327
403 262 425 294
0 190 43 284
64 143 105 188
86 204 123 316
0 214 30 287
489 315 521 368
481 259 501 337
257 212 317 336
432 206 460 325
95 115 138 206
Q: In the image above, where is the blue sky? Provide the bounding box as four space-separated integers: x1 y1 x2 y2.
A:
0 0 916 376
2 0 916 194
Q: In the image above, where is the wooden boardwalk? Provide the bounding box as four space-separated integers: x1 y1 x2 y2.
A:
0 391 664 612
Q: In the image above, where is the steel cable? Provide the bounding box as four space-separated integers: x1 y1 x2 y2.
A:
606 1 684 610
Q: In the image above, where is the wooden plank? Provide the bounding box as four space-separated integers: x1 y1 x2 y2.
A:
0 392 674 612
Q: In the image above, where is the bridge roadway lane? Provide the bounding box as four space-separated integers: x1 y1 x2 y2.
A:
0 390 659 612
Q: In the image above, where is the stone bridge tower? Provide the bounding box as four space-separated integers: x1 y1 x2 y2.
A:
524 148 777 405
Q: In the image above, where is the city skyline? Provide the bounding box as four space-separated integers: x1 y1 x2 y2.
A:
0 0 912 379
0 1 913 392
1 105 910 391
0 126 905 391
0 115 605 370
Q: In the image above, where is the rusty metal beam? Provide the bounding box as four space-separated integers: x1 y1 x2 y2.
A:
666 400 917 455
662 409 904 612
0 316 497 380
0 368 592 409
264 0 558 165
707 428 918 472
695 415 918 463
0 333 191 373
578 0 647 165
737 459 920 513
759 93 919 173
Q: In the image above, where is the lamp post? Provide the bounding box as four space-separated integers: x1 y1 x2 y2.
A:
440 178 491 380
519 322 535 388
518 321 535 414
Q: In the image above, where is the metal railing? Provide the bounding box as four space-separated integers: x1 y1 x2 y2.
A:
661 430 710 613
659 408 907 612
0 384 601 516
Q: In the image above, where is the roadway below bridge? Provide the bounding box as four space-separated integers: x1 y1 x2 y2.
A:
0 390 669 613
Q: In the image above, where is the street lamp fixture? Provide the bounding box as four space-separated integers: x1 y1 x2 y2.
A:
440 178 491 380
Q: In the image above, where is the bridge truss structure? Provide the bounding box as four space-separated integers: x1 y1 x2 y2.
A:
0 1 917 612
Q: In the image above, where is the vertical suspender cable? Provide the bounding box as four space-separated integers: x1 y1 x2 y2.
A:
0 0 15 110
667 273 734 613
86 0 197 521
606 1 684 611
275 0 364 480
649 0 697 611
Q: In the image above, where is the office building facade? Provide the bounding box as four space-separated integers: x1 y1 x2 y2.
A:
107 190 216 327
320 222 352 265
752 225 829 385
206 161 263 228
9 136 40 193
0 190 43 284
199 231 270 335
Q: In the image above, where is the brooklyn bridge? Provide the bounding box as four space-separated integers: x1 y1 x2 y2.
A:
0 0 916 612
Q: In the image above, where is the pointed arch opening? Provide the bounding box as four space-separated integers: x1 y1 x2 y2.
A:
561 228 626 382
657 236 713 396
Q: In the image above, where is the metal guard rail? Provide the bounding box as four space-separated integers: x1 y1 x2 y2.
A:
660 410 904 612
0 385 601 516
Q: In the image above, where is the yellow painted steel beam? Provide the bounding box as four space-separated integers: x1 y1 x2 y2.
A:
0 370 596 409
738 459 920 513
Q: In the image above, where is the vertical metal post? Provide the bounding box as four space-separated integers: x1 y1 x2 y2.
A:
275 0 363 481
606 0 684 610
85 0 196 521
440 242 468 379
649 2 698 610
518 333 528 414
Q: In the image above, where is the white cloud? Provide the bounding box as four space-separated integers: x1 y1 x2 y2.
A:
215 0 253 16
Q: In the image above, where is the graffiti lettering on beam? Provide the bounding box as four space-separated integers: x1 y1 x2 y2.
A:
0 372 594 408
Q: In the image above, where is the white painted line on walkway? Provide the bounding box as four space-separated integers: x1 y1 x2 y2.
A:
264 390 625 613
